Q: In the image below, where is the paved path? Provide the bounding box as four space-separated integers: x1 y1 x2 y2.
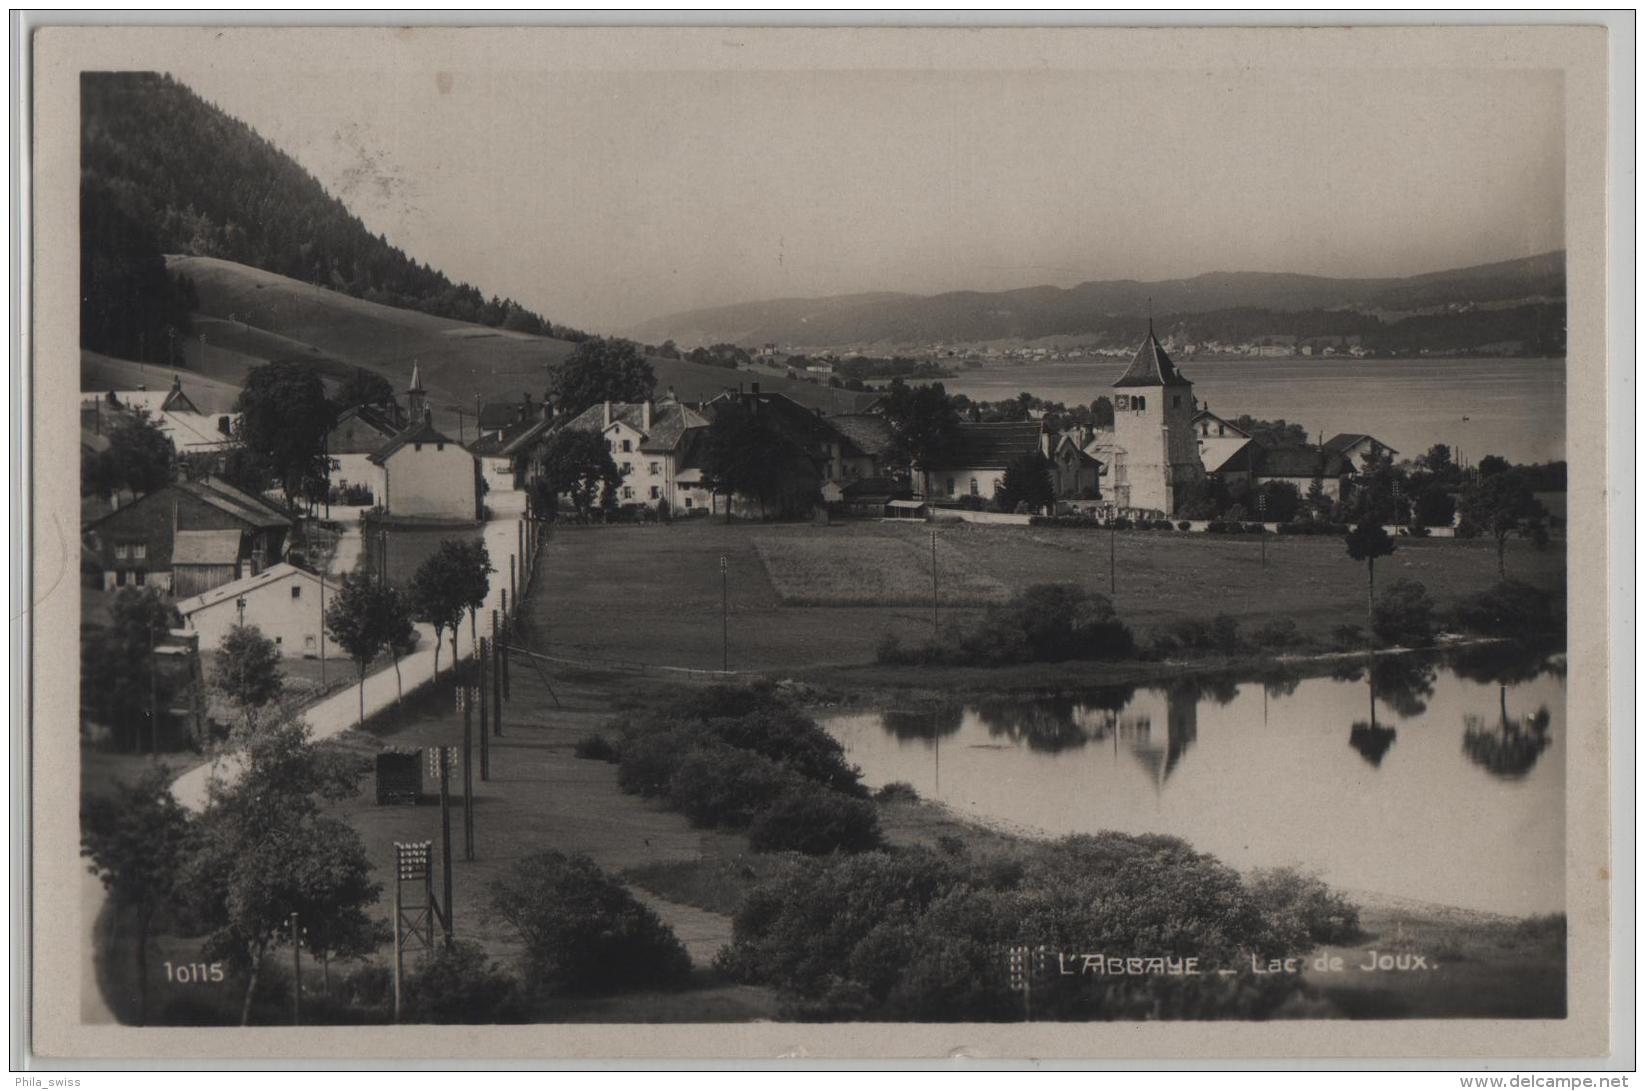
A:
172 515 527 811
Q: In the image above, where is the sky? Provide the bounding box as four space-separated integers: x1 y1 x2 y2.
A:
170 62 1564 334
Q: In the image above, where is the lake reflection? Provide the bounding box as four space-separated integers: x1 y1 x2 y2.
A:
825 650 1565 916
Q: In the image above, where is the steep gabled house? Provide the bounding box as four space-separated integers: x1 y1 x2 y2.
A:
1322 433 1400 473
324 403 400 504
368 415 481 521
1193 406 1256 477
553 397 714 512
916 421 1044 501
82 477 293 594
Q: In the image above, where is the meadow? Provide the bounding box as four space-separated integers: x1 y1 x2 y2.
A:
533 518 1565 677
753 535 1007 607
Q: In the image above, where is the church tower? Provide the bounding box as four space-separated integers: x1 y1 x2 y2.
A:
1109 324 1203 514
406 362 427 424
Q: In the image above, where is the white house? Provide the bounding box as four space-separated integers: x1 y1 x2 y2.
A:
175 562 339 661
556 398 713 512
1193 406 1256 476
369 416 481 521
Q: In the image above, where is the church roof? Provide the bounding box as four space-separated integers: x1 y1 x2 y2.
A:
924 421 1043 471
1113 329 1192 389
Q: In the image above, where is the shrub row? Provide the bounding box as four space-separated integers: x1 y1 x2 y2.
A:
714 834 1353 1021
877 583 1135 668
603 683 882 855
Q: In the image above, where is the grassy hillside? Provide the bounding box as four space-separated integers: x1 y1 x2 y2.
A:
154 256 877 430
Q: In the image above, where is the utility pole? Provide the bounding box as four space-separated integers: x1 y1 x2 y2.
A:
438 747 454 947
1109 517 1117 596
147 624 159 756
318 573 327 687
290 913 302 1026
491 615 504 738
462 687 475 858
720 555 729 672
1258 492 1268 568
930 528 939 639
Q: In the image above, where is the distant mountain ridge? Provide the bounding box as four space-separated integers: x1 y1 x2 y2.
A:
630 252 1566 350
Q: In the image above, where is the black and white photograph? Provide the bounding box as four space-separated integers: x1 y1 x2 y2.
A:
20 21 1624 1066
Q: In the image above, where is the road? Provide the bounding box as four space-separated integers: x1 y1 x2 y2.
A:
172 513 528 811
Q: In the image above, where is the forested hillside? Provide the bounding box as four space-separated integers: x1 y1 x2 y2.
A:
81 72 557 362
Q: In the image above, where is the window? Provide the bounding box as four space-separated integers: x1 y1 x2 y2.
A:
622 486 634 500
291 585 302 600
970 479 980 496
621 462 633 475
436 442 445 451
114 543 130 560
685 497 694 509
1115 396 1128 411
1136 396 1147 411
945 477 956 497
649 486 660 499
304 635 317 653
134 570 145 586
649 461 660 475
621 439 632 452
132 543 147 560
274 636 282 645
114 570 126 587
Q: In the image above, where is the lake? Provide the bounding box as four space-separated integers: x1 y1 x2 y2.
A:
824 649 1565 917
941 356 1566 466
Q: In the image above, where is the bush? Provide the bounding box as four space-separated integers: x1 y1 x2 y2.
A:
573 733 620 762
402 940 526 1023
664 743 793 828
1277 521 1349 536
874 781 920 804
1450 580 1561 639
614 729 696 797
1372 578 1437 647
718 833 1335 1021
748 787 883 855
1247 867 1362 947
1251 617 1303 649
489 851 692 994
1177 521 1192 532
1330 623 1366 648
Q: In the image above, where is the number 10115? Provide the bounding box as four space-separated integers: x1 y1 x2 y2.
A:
164 961 224 984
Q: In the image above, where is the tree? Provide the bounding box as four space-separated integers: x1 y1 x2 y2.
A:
453 539 495 652
533 429 622 521
115 411 179 495
996 451 1055 514
212 625 284 732
324 573 391 726
1477 454 1511 478
381 586 419 707
545 337 656 418
82 588 183 752
80 176 195 362
409 542 472 679
1457 469 1549 578
1372 578 1436 647
697 402 823 520
235 360 336 506
81 767 193 1025
880 380 962 471
333 367 396 413
180 717 376 1024
1344 522 1396 628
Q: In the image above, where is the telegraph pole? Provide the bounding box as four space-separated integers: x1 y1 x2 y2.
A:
720 555 729 672
930 528 939 639
1109 516 1117 595
462 688 475 858
1258 491 1268 568
290 913 303 1026
438 747 455 947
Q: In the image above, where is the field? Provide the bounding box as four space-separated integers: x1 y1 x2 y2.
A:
754 535 1007 607
534 519 1565 678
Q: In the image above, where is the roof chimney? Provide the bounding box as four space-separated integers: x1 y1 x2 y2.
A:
603 400 612 429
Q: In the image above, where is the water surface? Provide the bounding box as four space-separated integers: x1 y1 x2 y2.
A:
825 650 1565 916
